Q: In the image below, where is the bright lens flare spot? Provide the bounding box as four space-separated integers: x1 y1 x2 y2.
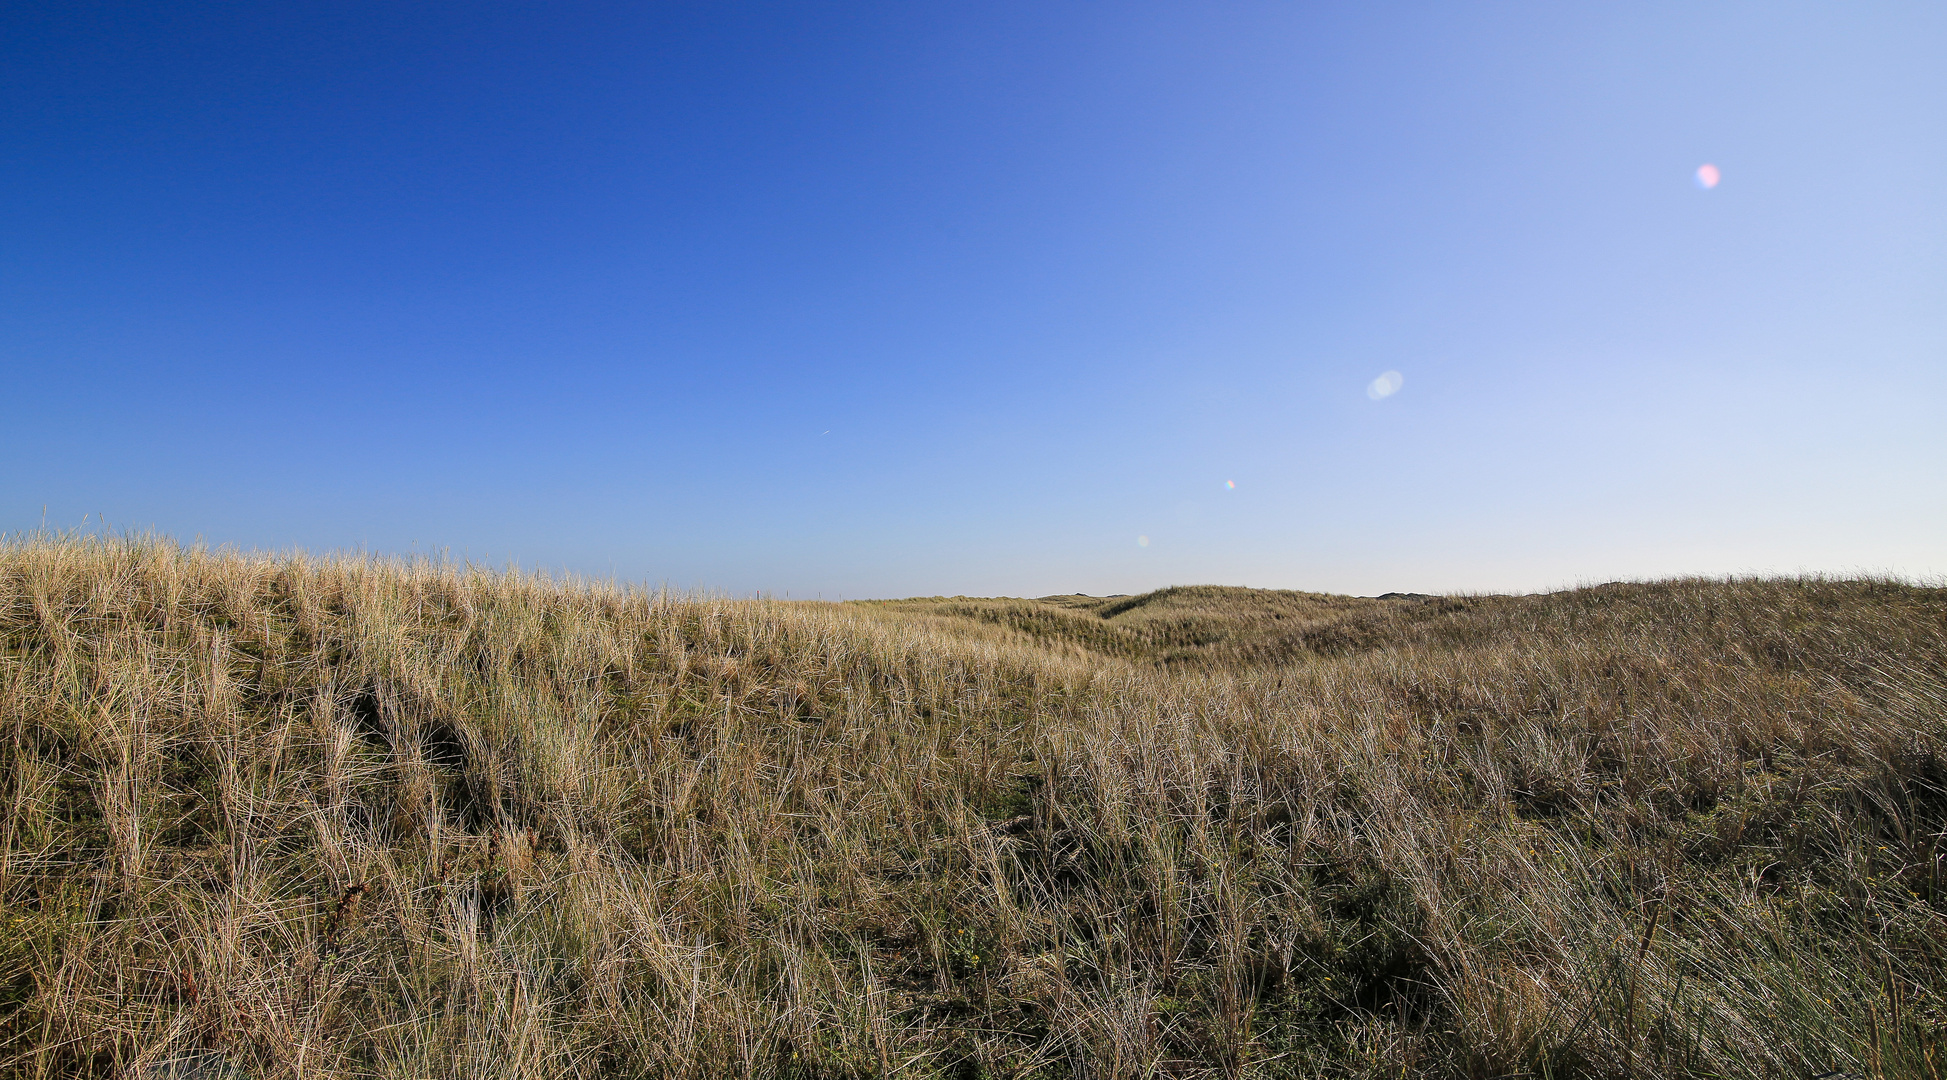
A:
1695 163 1720 189
1225 480 1236 490
1136 535 1150 548
1367 371 1404 400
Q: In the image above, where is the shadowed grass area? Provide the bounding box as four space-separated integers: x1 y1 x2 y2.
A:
1 535 1943 1078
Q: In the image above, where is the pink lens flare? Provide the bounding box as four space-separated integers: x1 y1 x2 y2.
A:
1695 164 1720 189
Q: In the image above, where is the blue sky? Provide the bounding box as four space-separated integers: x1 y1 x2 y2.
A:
4 2 1943 597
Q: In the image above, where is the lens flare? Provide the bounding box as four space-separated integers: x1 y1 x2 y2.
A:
1225 480 1236 490
1695 163 1720 189
1136 535 1149 548
1367 371 1404 400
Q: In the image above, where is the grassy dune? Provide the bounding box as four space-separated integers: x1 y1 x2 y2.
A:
1 536 1943 1079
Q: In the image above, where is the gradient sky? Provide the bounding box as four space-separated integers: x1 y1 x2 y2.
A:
5 2 1943 597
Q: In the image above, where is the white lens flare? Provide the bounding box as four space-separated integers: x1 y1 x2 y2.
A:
1695 163 1720 189
1367 371 1404 400
1136 535 1149 548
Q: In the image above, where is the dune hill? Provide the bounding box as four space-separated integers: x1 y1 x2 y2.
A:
0 536 1943 1079
859 585 1474 668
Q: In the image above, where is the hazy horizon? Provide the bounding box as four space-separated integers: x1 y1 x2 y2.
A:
6 2 1943 599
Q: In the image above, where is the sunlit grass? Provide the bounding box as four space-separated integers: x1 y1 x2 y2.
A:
0 533 1941 1078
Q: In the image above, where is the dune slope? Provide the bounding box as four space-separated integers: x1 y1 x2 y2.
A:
1 537 1943 1078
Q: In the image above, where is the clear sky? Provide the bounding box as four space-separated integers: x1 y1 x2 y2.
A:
5 2 1943 598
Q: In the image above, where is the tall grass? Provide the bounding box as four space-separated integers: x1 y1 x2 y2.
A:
0 534 1941 1078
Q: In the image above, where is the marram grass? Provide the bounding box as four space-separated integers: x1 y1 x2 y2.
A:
0 535 1943 1078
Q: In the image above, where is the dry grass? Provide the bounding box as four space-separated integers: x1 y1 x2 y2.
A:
0 534 1943 1079
857 586 1407 668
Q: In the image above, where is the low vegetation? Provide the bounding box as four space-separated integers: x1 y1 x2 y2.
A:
0 535 1942 1078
